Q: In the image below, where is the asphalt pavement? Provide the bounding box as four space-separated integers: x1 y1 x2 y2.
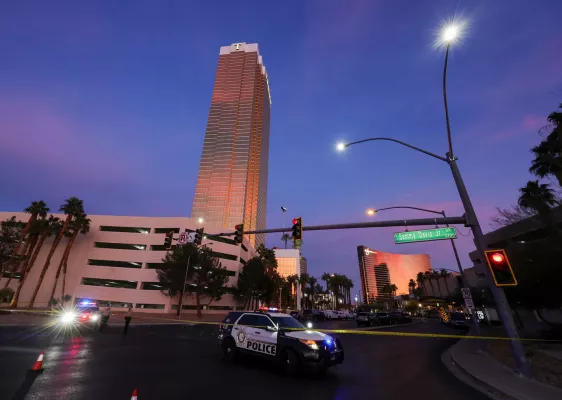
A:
0 318 490 400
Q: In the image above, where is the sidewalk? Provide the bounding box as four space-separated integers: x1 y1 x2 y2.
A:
443 335 562 400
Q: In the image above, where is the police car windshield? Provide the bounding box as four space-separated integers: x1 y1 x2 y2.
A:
77 306 99 312
271 316 305 329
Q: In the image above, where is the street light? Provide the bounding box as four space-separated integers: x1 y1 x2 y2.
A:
335 20 530 376
366 209 376 216
197 217 204 224
336 142 346 152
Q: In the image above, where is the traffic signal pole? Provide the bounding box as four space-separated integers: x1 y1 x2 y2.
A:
448 155 531 377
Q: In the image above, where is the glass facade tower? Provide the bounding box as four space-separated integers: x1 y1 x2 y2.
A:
192 43 271 247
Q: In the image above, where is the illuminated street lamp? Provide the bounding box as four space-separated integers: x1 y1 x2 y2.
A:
334 18 530 376
197 217 204 224
366 209 376 216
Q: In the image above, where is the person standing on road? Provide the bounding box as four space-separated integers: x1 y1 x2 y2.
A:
100 304 111 331
123 305 133 335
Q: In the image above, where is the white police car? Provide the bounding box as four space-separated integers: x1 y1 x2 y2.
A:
218 310 344 375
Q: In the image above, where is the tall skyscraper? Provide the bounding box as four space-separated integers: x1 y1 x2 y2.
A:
192 43 271 247
357 246 431 303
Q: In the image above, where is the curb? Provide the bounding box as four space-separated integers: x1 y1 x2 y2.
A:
442 340 510 400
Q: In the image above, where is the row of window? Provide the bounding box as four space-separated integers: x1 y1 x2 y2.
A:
171 304 234 311
75 297 164 309
99 226 181 234
80 277 237 289
87 260 237 275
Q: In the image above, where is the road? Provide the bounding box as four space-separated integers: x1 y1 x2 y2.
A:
0 318 489 400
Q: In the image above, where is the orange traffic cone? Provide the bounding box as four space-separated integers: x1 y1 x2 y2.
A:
31 352 44 371
130 388 138 399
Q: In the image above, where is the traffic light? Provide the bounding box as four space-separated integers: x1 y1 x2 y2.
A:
291 217 302 240
484 249 517 287
164 231 174 250
194 228 204 246
234 224 244 245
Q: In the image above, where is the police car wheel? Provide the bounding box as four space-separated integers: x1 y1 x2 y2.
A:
222 338 238 363
282 349 300 376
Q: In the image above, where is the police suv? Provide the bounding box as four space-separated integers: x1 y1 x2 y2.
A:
218 310 344 375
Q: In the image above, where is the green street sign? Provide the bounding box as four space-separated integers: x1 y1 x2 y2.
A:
394 227 457 244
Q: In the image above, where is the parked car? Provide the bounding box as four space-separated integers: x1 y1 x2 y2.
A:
338 310 354 320
323 310 339 320
444 312 469 329
300 309 325 322
356 312 380 327
388 311 412 324
375 312 390 325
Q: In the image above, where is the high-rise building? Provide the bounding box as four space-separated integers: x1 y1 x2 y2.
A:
300 256 308 275
191 42 271 247
357 246 431 303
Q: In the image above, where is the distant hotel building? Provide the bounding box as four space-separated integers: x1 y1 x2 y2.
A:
357 246 431 303
191 42 271 247
0 212 254 313
274 249 302 310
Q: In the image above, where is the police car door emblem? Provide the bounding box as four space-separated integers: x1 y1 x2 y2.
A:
235 330 247 347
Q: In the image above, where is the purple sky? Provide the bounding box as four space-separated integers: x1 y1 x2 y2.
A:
1 0 561 294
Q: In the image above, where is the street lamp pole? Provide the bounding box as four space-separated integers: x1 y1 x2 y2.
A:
369 206 480 335
178 253 192 319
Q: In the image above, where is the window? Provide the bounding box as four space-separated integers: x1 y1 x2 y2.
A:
151 244 174 251
94 242 146 250
205 234 236 246
136 303 165 310
210 251 238 261
146 263 167 269
254 315 275 329
154 228 180 234
241 244 248 252
2 272 21 279
237 314 257 326
88 259 142 269
240 258 247 265
207 305 234 310
224 270 236 277
171 305 197 310
100 226 150 234
141 282 163 290
80 277 137 289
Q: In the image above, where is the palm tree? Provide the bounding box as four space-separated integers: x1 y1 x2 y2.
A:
280 233 291 249
10 216 60 308
518 180 557 216
27 197 84 309
432 270 442 297
307 276 318 308
416 272 425 296
49 214 91 305
440 269 451 297
424 271 436 296
12 201 49 260
286 274 298 309
530 141 562 187
408 279 416 296
298 273 309 309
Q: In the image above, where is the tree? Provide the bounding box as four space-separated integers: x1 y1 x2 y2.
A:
307 276 318 308
432 270 442 297
49 214 91 305
298 273 309 309
529 104 562 187
280 233 291 249
408 279 416 296
256 244 278 275
518 180 557 216
237 256 271 310
27 197 84 309
490 205 537 228
416 272 425 296
11 201 49 267
424 271 436 296
10 216 60 308
439 269 451 297
286 274 298 309
1 217 24 283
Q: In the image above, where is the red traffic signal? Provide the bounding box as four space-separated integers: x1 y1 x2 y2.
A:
164 231 174 250
291 217 302 240
292 218 298 225
484 249 517 287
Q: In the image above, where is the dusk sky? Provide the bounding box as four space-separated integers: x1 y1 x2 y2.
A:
1 0 561 294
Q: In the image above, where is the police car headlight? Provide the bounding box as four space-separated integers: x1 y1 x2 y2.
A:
91 314 99 321
306 322 313 329
61 312 76 324
299 339 319 350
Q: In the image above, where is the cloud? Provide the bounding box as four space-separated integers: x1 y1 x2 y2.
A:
0 93 137 185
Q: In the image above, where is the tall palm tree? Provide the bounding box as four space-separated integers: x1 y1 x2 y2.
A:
432 270 442 297
49 214 91 304
10 216 60 308
518 180 557 216
280 233 291 249
530 141 562 187
286 274 298 309
408 279 416 296
416 272 425 296
439 269 451 297
307 276 318 308
424 271 436 296
298 273 309 309
12 201 49 258
4 218 44 289
27 197 84 309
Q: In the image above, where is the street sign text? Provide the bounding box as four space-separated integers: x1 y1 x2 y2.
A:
394 227 457 244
